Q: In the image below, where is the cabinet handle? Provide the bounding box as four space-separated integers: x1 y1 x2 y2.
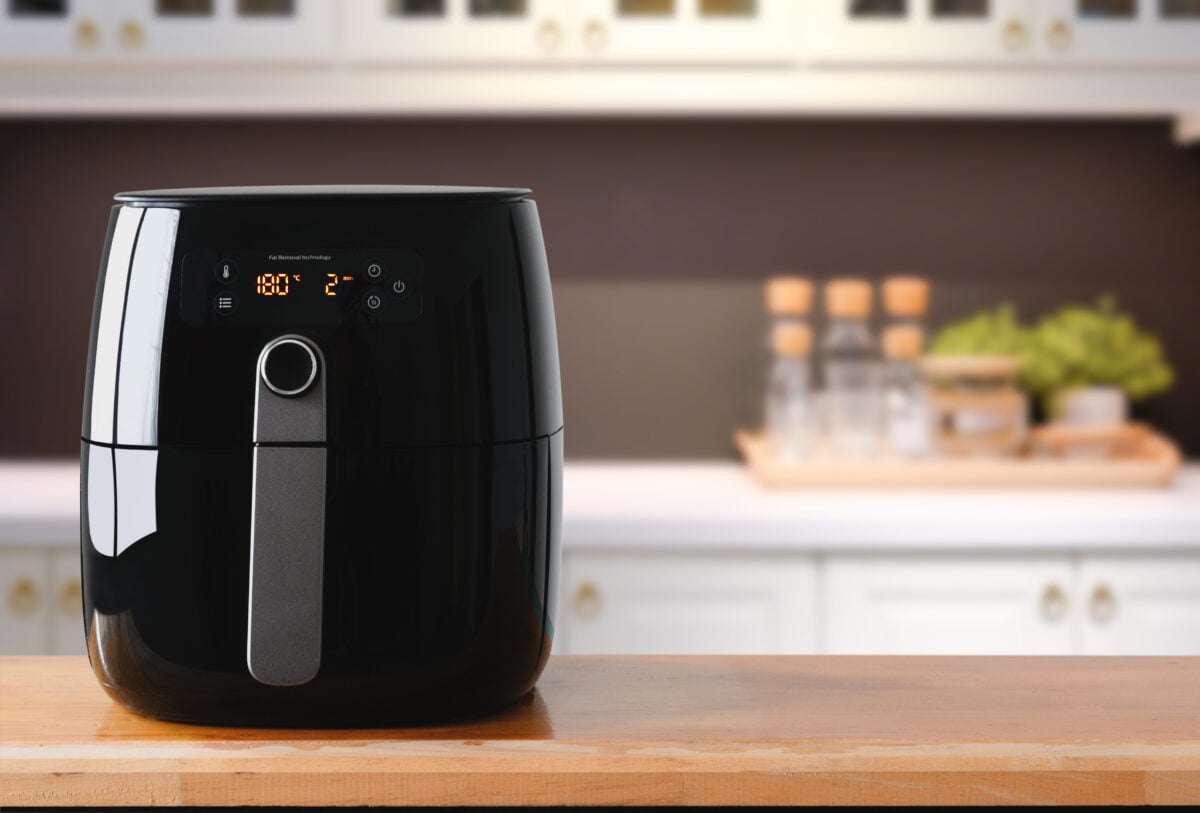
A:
1089 583 1117 625
118 19 145 51
1040 583 1067 623
1046 18 1073 52
582 19 609 53
1000 18 1029 52
74 18 100 51
536 19 564 53
59 580 82 617
572 581 602 619
7 578 40 617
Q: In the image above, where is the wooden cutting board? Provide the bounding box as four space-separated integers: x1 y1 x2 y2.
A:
2 655 1199 806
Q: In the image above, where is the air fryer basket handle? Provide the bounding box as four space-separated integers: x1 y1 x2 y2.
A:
247 335 326 687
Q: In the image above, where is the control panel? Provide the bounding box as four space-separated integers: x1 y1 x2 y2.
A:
181 248 423 326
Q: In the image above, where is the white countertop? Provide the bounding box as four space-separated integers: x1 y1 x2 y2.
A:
4 460 1200 551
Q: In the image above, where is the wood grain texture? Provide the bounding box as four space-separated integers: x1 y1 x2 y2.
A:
2 655 1199 806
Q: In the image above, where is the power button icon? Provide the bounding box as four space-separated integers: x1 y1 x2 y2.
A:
391 280 406 295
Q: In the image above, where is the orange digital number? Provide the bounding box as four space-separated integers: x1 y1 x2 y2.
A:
325 273 339 297
255 273 290 296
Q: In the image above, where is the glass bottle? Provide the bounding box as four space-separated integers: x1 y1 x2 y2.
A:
763 275 813 348
882 275 930 338
821 279 882 457
882 325 932 458
765 322 819 461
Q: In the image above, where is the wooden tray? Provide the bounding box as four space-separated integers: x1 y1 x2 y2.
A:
735 428 1182 489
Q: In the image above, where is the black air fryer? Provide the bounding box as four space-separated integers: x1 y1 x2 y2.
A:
80 186 563 725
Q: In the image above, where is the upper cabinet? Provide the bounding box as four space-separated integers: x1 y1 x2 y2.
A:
341 0 799 64
0 0 335 62
0 0 112 61
809 1 1039 64
1035 0 1200 64
809 0 1200 65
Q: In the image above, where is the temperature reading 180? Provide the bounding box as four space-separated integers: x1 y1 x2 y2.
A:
255 273 291 297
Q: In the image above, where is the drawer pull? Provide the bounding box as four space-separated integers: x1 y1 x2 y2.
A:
582 19 609 52
59 580 83 616
1089 583 1117 625
1000 18 1029 52
118 19 144 50
1040 583 1067 623
573 581 602 619
536 18 563 52
75 18 100 51
1046 18 1073 52
7 578 40 617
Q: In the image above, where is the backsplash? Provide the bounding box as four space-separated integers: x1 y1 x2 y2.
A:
1 118 1197 458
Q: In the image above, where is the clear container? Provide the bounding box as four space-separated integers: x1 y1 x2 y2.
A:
763 275 813 346
920 356 1029 458
882 325 932 458
822 279 882 457
765 323 819 461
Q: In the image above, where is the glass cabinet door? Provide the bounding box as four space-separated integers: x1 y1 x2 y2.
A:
570 0 799 64
808 0 1037 63
0 0 112 61
342 0 569 63
112 0 334 61
1037 0 1200 63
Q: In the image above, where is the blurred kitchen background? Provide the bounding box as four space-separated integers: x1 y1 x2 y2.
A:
1 0 1199 658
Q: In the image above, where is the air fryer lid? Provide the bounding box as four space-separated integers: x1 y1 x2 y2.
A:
114 185 531 206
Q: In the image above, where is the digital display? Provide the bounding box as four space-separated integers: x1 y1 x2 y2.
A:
182 249 423 326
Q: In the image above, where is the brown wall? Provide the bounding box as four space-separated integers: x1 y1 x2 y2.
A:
1 119 1197 458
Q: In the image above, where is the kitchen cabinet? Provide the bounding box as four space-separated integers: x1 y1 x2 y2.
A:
1035 0 1200 65
1078 554 1200 654
0 548 83 656
572 0 799 64
0 0 111 62
0 550 51 655
0 0 334 63
343 0 567 64
809 0 1200 66
113 0 334 62
342 0 798 65
808 0 1038 64
824 554 1075 654
559 550 817 654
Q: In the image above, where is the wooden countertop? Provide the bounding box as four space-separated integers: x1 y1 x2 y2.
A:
2 656 1199 806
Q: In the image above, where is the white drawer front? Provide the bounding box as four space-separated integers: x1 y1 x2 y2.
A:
1079 554 1200 655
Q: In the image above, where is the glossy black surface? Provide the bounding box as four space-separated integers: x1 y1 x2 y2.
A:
81 190 563 725
82 198 563 447
82 435 561 726
115 185 530 206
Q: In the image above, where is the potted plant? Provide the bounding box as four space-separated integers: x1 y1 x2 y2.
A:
1021 297 1174 427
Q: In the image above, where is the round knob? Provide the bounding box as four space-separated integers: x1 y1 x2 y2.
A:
582 19 609 52
1046 18 1073 52
536 18 563 52
1040 583 1067 623
118 19 144 50
8 578 40 617
74 18 100 51
573 581 602 619
1089 583 1117 625
261 337 319 398
1001 18 1029 52
59 580 82 616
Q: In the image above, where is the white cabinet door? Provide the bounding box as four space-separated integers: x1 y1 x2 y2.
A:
113 0 334 62
1078 554 1200 655
1036 0 1200 64
50 549 85 655
0 0 111 62
825 554 1074 654
559 551 816 654
343 0 568 64
0 550 52 655
572 0 799 64
808 0 1036 64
